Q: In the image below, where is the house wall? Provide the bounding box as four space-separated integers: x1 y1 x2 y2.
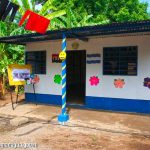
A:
25 34 150 113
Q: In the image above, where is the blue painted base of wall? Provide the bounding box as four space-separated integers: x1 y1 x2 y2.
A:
25 93 62 105
25 93 150 114
86 96 150 114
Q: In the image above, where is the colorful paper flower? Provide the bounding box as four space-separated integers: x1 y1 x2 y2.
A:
143 77 150 89
89 76 100 86
32 75 40 84
54 74 62 85
114 79 125 88
25 74 40 85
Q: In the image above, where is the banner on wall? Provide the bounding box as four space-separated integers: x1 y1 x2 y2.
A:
8 64 32 86
52 54 62 63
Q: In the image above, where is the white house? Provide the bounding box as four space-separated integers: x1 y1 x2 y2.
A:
0 20 150 114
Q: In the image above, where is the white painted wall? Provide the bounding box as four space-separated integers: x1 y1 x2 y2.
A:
25 34 150 101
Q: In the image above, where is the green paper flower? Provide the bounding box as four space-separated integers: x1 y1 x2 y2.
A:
54 74 62 84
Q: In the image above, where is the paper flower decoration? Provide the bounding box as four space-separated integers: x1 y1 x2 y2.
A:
25 74 40 85
143 77 150 89
54 74 62 84
114 79 125 88
31 75 40 84
89 76 100 86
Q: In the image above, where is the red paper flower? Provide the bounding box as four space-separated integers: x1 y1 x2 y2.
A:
89 76 100 86
31 75 40 84
114 79 125 88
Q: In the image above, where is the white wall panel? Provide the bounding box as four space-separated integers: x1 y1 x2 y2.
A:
25 34 150 101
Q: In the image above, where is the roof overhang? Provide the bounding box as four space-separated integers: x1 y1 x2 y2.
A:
0 20 150 45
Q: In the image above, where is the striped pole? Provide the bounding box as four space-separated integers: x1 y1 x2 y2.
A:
58 34 69 123
61 35 67 114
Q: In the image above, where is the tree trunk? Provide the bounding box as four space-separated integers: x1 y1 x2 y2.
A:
0 75 5 99
2 75 5 96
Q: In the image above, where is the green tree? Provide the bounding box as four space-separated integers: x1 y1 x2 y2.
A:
0 0 66 67
0 0 66 95
49 0 149 24
106 0 149 22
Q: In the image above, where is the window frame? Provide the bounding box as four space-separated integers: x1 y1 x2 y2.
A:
25 50 46 75
103 46 138 76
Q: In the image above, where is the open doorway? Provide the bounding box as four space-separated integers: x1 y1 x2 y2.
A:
66 50 86 105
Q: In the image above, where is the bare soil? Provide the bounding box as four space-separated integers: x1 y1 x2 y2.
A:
0 97 150 150
0 93 24 107
37 125 150 150
0 118 150 150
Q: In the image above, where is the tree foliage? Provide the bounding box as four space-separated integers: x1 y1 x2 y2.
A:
0 0 66 76
49 0 149 26
0 0 67 94
106 0 149 22
0 0 149 90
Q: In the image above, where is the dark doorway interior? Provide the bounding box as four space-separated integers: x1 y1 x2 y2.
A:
66 50 86 105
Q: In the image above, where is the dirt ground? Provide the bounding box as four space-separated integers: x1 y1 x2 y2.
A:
0 95 150 150
0 93 24 107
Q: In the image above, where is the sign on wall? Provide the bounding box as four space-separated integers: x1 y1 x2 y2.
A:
86 53 101 64
72 42 79 49
8 64 32 86
52 54 62 63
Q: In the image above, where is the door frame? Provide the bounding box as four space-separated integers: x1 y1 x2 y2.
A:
66 50 86 105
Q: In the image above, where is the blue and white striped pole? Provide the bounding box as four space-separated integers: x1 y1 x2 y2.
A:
58 34 69 124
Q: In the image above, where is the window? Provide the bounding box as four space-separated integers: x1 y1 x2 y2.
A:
103 46 137 75
25 51 46 74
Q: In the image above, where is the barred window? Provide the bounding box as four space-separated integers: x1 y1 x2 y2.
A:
103 46 137 75
25 51 46 74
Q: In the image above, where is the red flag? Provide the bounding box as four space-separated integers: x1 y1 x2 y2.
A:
19 10 50 34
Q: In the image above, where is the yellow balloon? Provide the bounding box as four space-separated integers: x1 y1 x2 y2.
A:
59 51 66 60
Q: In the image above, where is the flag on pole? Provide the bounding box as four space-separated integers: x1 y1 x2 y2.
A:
19 10 50 34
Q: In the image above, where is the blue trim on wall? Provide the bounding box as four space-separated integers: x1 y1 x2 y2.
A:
25 93 150 114
86 96 150 114
25 93 62 105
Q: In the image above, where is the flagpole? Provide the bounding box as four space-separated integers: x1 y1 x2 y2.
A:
58 33 69 124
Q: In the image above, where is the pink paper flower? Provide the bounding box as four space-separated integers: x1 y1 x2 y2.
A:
89 76 100 86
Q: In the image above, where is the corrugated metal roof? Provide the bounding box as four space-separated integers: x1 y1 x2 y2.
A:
0 20 150 45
